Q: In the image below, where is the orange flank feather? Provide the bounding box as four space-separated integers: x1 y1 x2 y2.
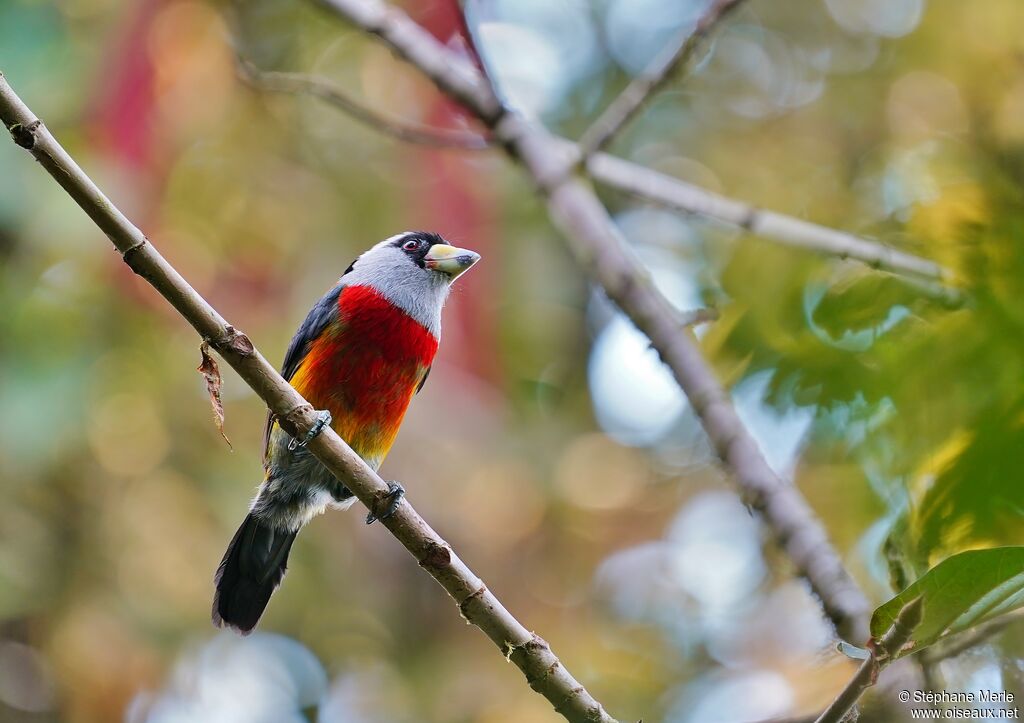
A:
287 284 438 468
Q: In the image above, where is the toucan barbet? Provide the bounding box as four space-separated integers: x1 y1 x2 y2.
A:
212 231 480 633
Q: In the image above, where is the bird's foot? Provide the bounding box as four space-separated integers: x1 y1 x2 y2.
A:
288 410 332 452
366 481 405 525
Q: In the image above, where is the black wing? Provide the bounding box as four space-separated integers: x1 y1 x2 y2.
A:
280 284 343 381
416 365 431 394
262 281 344 463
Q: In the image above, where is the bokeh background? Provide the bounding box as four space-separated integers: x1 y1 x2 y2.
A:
3 0 1024 720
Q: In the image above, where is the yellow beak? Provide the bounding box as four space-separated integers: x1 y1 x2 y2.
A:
423 244 481 279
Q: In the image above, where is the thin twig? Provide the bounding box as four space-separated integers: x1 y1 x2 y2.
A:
237 58 492 150
317 0 503 122
921 609 1024 665
575 0 745 159
584 150 958 288
814 598 923 723
453 0 493 87
0 72 617 723
247 60 956 289
313 0 874 644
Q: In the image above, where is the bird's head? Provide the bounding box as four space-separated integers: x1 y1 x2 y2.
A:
341 231 480 335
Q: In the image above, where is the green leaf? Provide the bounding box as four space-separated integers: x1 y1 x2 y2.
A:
870 547 1024 658
903 410 1024 570
805 269 917 350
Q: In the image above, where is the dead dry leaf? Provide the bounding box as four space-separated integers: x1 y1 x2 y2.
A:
197 341 232 449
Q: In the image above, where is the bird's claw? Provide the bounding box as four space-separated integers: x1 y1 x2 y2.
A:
366 481 405 525
288 410 332 452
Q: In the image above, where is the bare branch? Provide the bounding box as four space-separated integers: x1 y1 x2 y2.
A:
681 307 720 327
313 0 873 643
237 58 492 150
575 0 745 159
317 0 502 121
921 609 1024 665
584 150 957 287
250 53 955 290
0 72 617 723
814 598 923 723
817 661 874 723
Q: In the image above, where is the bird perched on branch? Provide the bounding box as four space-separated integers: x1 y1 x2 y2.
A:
213 231 480 634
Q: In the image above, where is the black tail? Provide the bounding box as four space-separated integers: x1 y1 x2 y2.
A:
212 514 297 634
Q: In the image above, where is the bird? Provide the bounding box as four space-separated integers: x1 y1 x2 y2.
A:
212 231 480 634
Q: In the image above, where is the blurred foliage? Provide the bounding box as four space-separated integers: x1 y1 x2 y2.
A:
3 0 1024 721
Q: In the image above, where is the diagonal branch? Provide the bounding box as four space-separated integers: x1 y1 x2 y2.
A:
787 611 1022 723
814 598 923 723
513 119 874 643
236 58 492 150
313 0 873 643
0 72 617 723
584 151 958 289
241 62 956 288
575 0 745 160
315 0 502 121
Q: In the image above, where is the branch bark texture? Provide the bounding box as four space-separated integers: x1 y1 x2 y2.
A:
0 72 617 723
315 0 873 643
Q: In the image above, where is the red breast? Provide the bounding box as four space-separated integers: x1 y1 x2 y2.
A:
289 284 438 464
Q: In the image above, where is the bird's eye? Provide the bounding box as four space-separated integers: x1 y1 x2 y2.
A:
403 240 420 252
